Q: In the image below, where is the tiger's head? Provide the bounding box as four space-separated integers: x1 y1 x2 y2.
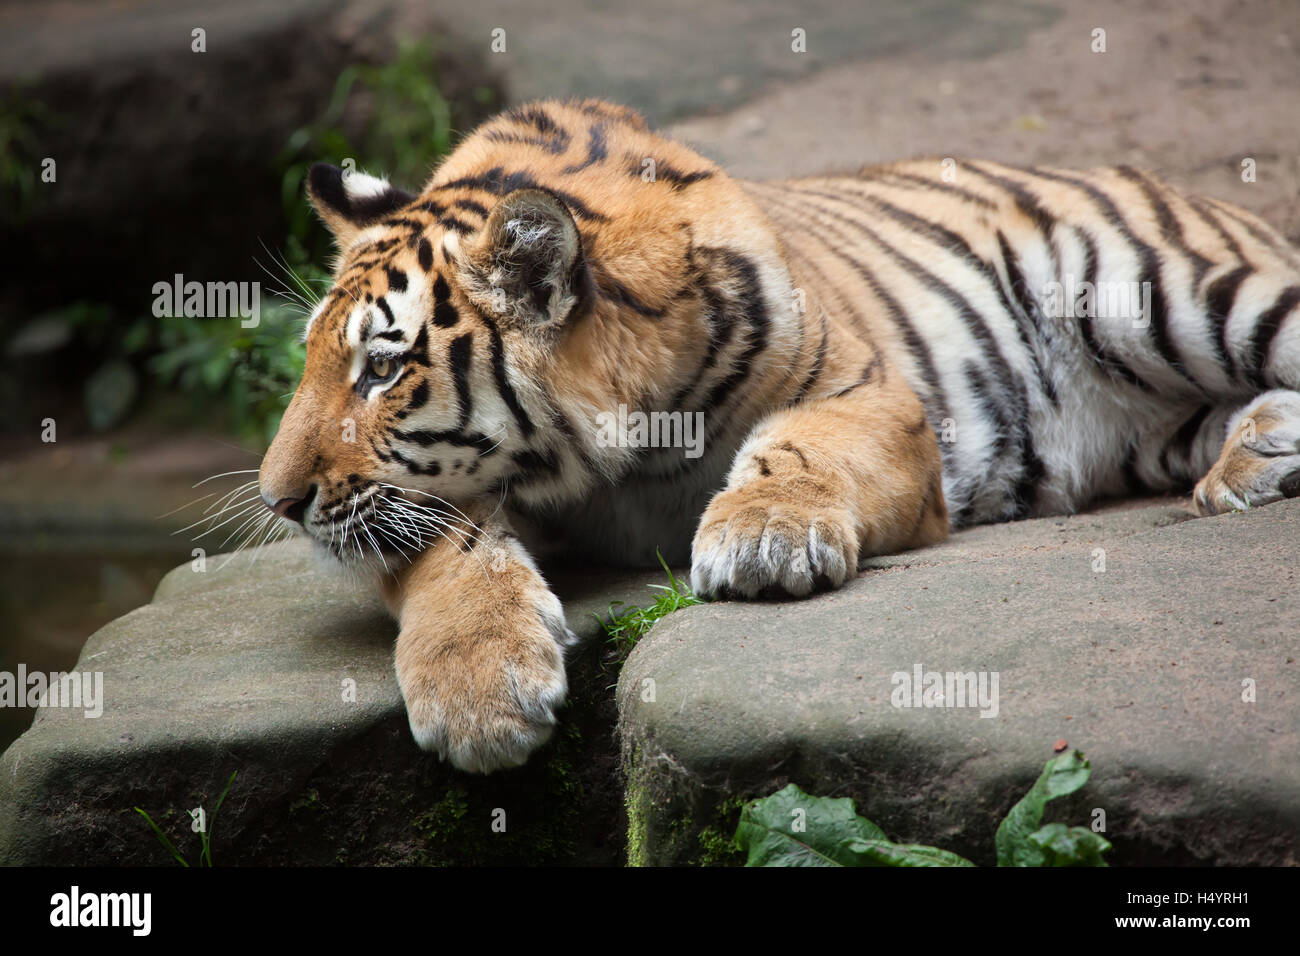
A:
258 99 790 569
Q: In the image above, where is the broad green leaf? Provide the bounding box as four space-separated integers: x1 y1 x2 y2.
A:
1028 823 1111 867
844 839 976 867
735 783 887 866
995 749 1097 867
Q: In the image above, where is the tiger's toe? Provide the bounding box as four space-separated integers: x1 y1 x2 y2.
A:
691 491 858 599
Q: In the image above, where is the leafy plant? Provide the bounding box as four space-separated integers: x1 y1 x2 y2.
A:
134 770 238 867
0 87 60 225
736 749 1111 867
600 551 705 656
278 38 466 269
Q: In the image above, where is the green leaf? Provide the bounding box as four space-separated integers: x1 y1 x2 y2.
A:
843 839 976 867
1027 823 1111 867
134 808 189 867
995 749 1097 867
736 784 975 867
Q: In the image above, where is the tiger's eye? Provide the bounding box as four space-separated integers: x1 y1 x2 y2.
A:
369 356 393 379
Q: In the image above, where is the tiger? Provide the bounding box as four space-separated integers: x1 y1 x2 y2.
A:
258 98 1300 773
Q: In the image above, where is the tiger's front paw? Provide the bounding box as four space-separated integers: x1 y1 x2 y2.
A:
691 480 860 599
396 584 576 774
1194 391 1300 515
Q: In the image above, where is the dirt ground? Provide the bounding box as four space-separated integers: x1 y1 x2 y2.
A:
670 0 1300 238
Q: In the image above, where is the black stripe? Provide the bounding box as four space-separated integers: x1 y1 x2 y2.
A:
1115 166 1213 284
755 186 949 425
436 167 609 222
561 123 608 174
832 350 885 398
1022 164 1204 394
590 266 665 318
393 428 499 456
389 447 441 476
875 170 999 210
1204 263 1253 382
374 297 394 327
384 267 408 293
1185 197 1246 260
699 251 770 418
630 156 714 189
438 214 475 234
960 161 1059 243
480 314 535 438
416 238 434 272
452 197 490 217
448 333 474 430
407 380 429 410
1248 286 1300 388
793 189 1025 434
669 264 739 409
1067 228 1157 392
818 178 1059 408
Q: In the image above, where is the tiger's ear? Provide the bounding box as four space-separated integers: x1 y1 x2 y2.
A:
306 163 415 248
453 188 585 328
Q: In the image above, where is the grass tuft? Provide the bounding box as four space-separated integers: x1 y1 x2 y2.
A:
600 551 705 656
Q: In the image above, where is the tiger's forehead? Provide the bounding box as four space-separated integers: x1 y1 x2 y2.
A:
304 226 463 353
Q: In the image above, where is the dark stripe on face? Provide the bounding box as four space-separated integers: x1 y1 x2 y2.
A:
479 314 535 438
448 333 474 430
409 323 430 366
452 197 489 217
510 448 562 484
389 447 442 476
375 296 394 327
417 238 434 272
407 379 429 410
438 215 474 234
1248 285 1300 388
394 428 500 456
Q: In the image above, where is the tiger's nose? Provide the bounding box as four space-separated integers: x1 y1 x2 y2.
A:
265 485 316 525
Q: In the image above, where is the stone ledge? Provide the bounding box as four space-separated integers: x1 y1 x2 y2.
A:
0 540 658 865
618 500 1300 866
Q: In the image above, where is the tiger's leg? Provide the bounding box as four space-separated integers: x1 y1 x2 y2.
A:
1193 390 1300 514
691 371 948 599
378 502 575 773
